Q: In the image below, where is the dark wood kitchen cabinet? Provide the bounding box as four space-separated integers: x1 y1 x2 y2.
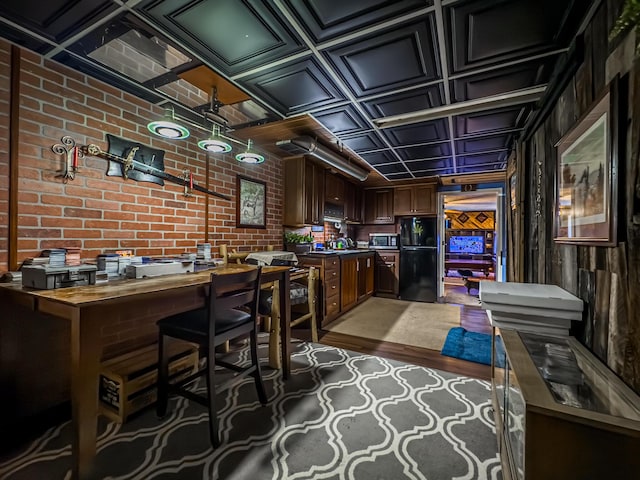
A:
298 255 341 327
393 184 436 216
344 181 362 223
364 189 394 224
325 172 345 204
358 253 374 300
340 257 358 311
375 251 399 297
284 157 325 226
342 253 374 311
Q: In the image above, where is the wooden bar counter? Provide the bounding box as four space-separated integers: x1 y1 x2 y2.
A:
0 264 292 479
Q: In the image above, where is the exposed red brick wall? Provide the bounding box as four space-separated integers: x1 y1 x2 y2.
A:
0 42 9 271
0 40 285 357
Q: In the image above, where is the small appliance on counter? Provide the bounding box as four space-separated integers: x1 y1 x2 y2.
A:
22 264 97 289
356 241 369 249
368 233 399 249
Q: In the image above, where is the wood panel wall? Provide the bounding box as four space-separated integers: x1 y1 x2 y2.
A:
517 0 640 393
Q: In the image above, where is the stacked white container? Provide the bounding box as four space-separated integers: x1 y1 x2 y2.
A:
479 281 583 336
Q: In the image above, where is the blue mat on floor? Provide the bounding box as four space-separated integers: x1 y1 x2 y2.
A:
441 327 505 366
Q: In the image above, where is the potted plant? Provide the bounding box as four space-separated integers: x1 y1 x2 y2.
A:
283 232 314 254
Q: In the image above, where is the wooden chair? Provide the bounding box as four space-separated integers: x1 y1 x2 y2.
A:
156 267 267 447
259 267 319 369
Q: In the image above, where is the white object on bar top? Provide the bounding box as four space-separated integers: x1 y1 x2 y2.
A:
245 250 298 266
479 281 583 312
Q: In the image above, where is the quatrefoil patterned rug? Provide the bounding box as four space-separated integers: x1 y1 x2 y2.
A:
0 341 502 480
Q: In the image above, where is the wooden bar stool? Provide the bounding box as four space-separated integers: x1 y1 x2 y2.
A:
260 267 318 369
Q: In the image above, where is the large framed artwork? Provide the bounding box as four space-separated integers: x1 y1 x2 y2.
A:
554 77 621 245
236 175 266 229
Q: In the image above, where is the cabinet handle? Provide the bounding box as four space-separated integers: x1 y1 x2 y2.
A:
331 285 336 289
332 272 337 276
332 302 337 306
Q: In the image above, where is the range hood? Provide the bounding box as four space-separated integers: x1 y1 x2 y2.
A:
324 202 344 223
276 136 369 182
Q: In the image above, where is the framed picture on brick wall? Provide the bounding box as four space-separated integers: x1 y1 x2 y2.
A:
236 175 266 229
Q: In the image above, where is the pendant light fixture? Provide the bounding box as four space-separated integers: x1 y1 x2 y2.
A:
235 139 264 164
197 124 232 152
147 105 190 139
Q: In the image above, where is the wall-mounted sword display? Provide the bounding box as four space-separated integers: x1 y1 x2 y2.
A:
52 136 84 182
52 136 230 200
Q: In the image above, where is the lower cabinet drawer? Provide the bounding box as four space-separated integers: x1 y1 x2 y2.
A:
324 276 340 297
325 290 340 317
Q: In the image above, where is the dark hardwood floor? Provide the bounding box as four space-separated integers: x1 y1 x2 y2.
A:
315 285 492 381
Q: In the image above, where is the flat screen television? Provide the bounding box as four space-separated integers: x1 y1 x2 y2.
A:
449 235 485 254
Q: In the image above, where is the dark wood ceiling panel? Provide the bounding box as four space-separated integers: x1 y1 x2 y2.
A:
383 118 449 146
313 104 369 136
0 0 590 181
455 134 510 154
339 132 386 152
455 106 525 137
0 0 116 43
241 57 346 115
283 0 430 43
397 142 451 161
376 163 410 175
325 15 441 98
406 158 452 172
446 0 573 73
362 84 444 118
451 60 554 102
458 164 503 174
386 172 414 180
360 151 397 166
137 0 303 76
457 152 505 167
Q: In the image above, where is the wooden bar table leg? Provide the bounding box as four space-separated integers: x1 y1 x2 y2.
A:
278 269 291 379
70 309 102 479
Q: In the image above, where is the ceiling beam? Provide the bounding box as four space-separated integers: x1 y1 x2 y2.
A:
373 86 547 129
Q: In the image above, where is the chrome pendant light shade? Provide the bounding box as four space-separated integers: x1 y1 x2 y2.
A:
147 106 190 139
235 140 264 164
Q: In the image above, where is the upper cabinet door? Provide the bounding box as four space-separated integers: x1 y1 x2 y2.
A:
325 172 345 204
393 187 413 216
284 158 325 226
413 184 435 214
393 184 436 215
364 189 394 224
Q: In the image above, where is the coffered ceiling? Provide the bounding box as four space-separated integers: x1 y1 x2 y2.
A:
0 0 590 183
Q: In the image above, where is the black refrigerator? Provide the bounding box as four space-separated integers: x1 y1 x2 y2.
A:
399 217 438 302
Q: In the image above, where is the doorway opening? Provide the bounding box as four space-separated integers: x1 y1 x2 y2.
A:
437 189 505 306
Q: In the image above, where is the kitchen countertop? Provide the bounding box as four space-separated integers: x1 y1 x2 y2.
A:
301 249 374 256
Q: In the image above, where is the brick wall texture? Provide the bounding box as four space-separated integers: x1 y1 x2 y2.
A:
0 39 285 358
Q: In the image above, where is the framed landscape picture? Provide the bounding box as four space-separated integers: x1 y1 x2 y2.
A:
236 175 266 229
554 77 621 245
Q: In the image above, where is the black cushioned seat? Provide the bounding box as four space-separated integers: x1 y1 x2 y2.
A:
157 308 250 339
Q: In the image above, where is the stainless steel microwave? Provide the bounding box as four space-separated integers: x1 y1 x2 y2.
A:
369 233 399 249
